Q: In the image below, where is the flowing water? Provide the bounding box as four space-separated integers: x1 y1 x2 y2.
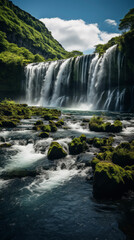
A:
0 110 134 240
25 45 134 112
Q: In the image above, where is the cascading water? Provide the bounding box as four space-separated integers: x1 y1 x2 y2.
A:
25 45 134 111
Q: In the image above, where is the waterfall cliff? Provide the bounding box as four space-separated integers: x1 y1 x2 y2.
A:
25 45 134 111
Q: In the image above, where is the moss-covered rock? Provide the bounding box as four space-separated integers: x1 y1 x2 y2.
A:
55 119 64 127
69 134 87 155
41 124 51 132
38 132 49 138
89 116 122 133
93 161 134 198
112 148 134 167
47 142 67 160
34 120 43 126
91 157 100 171
0 142 12 148
1 119 17 128
49 120 57 132
93 137 114 148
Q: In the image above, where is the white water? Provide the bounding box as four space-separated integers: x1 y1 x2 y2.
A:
25 45 132 111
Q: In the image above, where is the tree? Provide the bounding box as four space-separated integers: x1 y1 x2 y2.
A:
119 8 134 31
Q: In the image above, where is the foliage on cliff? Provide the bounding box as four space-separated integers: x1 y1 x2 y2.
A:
0 0 69 61
95 8 134 57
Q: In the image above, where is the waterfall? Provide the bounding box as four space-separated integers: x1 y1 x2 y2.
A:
25 45 134 111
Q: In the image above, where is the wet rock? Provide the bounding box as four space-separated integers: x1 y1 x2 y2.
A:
48 142 67 160
0 142 12 148
0 136 5 142
61 163 66 169
93 161 134 199
39 132 49 138
1 169 39 179
76 153 94 166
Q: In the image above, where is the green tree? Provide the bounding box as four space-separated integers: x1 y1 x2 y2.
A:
119 8 134 31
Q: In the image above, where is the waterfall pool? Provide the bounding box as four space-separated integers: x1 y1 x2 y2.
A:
0 110 134 240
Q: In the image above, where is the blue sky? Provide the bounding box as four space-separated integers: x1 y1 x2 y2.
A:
12 0 134 53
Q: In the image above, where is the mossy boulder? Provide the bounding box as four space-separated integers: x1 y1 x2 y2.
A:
41 124 51 132
112 148 134 167
0 142 12 148
93 137 114 148
69 134 87 155
1 120 17 128
91 157 100 171
43 114 59 120
89 116 122 133
49 120 57 132
34 120 43 126
39 132 49 138
93 161 134 198
55 119 64 127
47 142 67 160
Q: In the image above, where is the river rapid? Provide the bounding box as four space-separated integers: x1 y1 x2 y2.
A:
0 109 134 240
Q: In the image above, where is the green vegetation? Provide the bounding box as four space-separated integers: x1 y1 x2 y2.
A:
0 142 12 148
0 0 68 60
49 120 57 132
55 119 64 127
119 8 134 31
91 139 134 198
69 134 88 155
89 116 122 133
38 132 49 138
47 142 67 160
0 31 45 66
0 99 61 130
95 8 134 58
93 161 134 198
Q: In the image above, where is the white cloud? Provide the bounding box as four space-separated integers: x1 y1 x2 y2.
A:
105 19 117 26
40 18 120 53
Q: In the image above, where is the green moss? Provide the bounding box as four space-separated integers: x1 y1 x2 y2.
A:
91 158 100 171
89 116 122 133
49 120 57 132
47 142 67 160
38 132 49 138
69 135 87 155
34 120 43 126
0 142 12 147
55 119 64 127
41 124 51 132
93 161 134 198
93 137 114 148
112 148 134 167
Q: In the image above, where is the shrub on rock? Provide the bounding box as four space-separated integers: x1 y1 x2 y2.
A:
47 142 67 160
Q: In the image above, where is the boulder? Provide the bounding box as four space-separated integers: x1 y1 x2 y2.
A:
39 132 49 138
93 161 134 199
48 142 67 160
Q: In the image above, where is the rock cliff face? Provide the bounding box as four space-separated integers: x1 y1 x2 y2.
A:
0 61 25 101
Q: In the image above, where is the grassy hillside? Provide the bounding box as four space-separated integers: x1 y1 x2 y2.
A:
0 0 83 99
0 0 69 60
